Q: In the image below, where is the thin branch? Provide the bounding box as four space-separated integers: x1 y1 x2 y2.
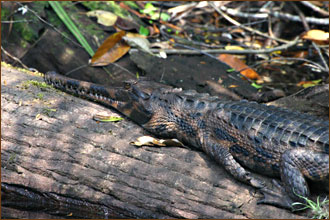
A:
208 2 289 44
131 37 300 55
1 19 34 23
15 2 83 49
1 46 29 69
311 41 329 72
288 2 309 30
185 19 268 33
300 1 329 17
289 2 329 72
161 25 246 49
219 5 329 26
249 57 328 73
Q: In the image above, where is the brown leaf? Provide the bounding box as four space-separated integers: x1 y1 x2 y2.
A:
218 54 261 80
90 31 130 66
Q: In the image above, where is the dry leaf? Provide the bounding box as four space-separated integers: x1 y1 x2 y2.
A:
218 54 261 80
90 31 130 66
302 29 329 44
224 45 244 51
125 32 147 38
297 79 322 88
230 28 245 34
131 136 166 147
150 41 172 49
131 136 184 147
86 10 118 26
122 36 151 52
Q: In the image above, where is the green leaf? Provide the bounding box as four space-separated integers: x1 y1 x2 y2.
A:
302 79 322 88
139 26 149 36
140 3 157 15
226 68 236 73
160 12 170 21
48 1 94 57
93 115 124 122
251 82 263 89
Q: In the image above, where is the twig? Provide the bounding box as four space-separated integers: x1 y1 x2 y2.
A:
185 19 268 33
300 1 329 17
311 41 329 72
131 37 300 55
208 2 289 44
1 46 29 69
219 5 329 26
288 2 309 30
1 19 34 23
161 25 246 49
289 2 329 72
109 62 135 76
249 57 328 73
15 2 83 49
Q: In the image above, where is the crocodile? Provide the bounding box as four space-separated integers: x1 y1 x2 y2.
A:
44 71 329 209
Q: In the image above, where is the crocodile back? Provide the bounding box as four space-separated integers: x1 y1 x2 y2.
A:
143 87 328 177
208 100 329 176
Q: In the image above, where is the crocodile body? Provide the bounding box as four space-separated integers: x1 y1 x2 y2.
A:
44 71 329 209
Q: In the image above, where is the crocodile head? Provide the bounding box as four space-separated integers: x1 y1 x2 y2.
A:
44 72 169 125
110 78 164 124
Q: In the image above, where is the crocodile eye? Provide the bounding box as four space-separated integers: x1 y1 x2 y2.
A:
124 82 131 89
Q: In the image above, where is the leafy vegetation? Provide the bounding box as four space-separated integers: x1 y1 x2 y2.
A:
292 195 329 219
49 1 94 56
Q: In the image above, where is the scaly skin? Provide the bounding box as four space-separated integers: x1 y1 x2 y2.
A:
44 71 329 209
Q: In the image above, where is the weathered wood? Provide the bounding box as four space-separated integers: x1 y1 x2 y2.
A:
1 64 305 219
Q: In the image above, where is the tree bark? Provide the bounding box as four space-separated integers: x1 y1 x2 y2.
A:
1 64 305 219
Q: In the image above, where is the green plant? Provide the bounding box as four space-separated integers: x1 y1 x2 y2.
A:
292 195 329 219
140 2 170 21
139 25 149 36
48 1 94 56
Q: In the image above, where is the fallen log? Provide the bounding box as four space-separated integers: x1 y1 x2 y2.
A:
1 64 308 219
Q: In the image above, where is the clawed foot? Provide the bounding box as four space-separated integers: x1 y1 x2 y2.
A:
249 176 265 189
238 170 265 189
257 179 293 210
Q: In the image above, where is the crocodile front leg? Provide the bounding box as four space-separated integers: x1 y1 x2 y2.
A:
259 148 329 209
201 132 265 189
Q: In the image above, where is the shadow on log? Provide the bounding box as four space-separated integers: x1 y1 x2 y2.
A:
1 64 312 219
